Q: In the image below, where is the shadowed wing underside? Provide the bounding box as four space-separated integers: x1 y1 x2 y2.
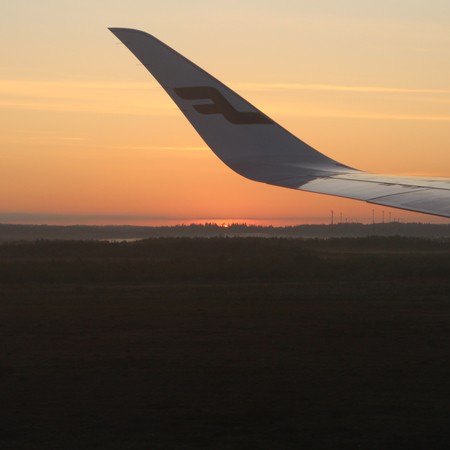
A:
109 28 450 218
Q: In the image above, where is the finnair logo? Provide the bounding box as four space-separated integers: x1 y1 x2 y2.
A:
174 86 273 125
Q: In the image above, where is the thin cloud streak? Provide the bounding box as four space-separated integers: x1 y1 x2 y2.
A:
114 145 208 151
0 212 332 225
235 82 450 94
293 111 450 122
2 79 448 97
2 97 449 122
0 79 158 95
0 79 166 115
0 213 171 221
1 79 449 120
0 99 174 116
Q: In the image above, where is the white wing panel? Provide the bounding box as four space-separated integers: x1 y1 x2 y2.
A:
299 173 450 218
335 173 450 191
300 177 427 201
370 189 450 217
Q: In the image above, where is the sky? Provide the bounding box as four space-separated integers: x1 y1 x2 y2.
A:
1 0 450 225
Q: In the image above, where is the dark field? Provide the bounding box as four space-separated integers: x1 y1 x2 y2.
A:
1 237 450 449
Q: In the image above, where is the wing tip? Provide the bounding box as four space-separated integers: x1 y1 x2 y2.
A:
108 27 151 37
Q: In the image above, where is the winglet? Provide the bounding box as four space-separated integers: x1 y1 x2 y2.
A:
109 28 450 218
109 28 353 188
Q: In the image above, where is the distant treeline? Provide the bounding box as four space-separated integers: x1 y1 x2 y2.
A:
1 222 450 241
0 237 449 284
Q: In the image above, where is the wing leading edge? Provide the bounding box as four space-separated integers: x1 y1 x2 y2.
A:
109 28 450 218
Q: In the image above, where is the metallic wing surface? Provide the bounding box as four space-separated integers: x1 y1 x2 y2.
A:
109 28 450 218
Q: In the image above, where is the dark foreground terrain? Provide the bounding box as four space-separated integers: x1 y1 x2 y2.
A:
1 237 450 449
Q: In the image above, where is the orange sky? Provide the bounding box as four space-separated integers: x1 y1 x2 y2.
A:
1 1 450 225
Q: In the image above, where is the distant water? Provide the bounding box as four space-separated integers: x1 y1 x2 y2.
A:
99 238 143 242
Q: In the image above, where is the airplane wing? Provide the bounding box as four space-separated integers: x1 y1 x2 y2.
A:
109 28 450 219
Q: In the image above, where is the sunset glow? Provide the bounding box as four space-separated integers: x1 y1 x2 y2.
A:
1 1 450 225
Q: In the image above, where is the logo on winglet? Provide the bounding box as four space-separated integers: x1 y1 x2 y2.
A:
174 86 273 125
